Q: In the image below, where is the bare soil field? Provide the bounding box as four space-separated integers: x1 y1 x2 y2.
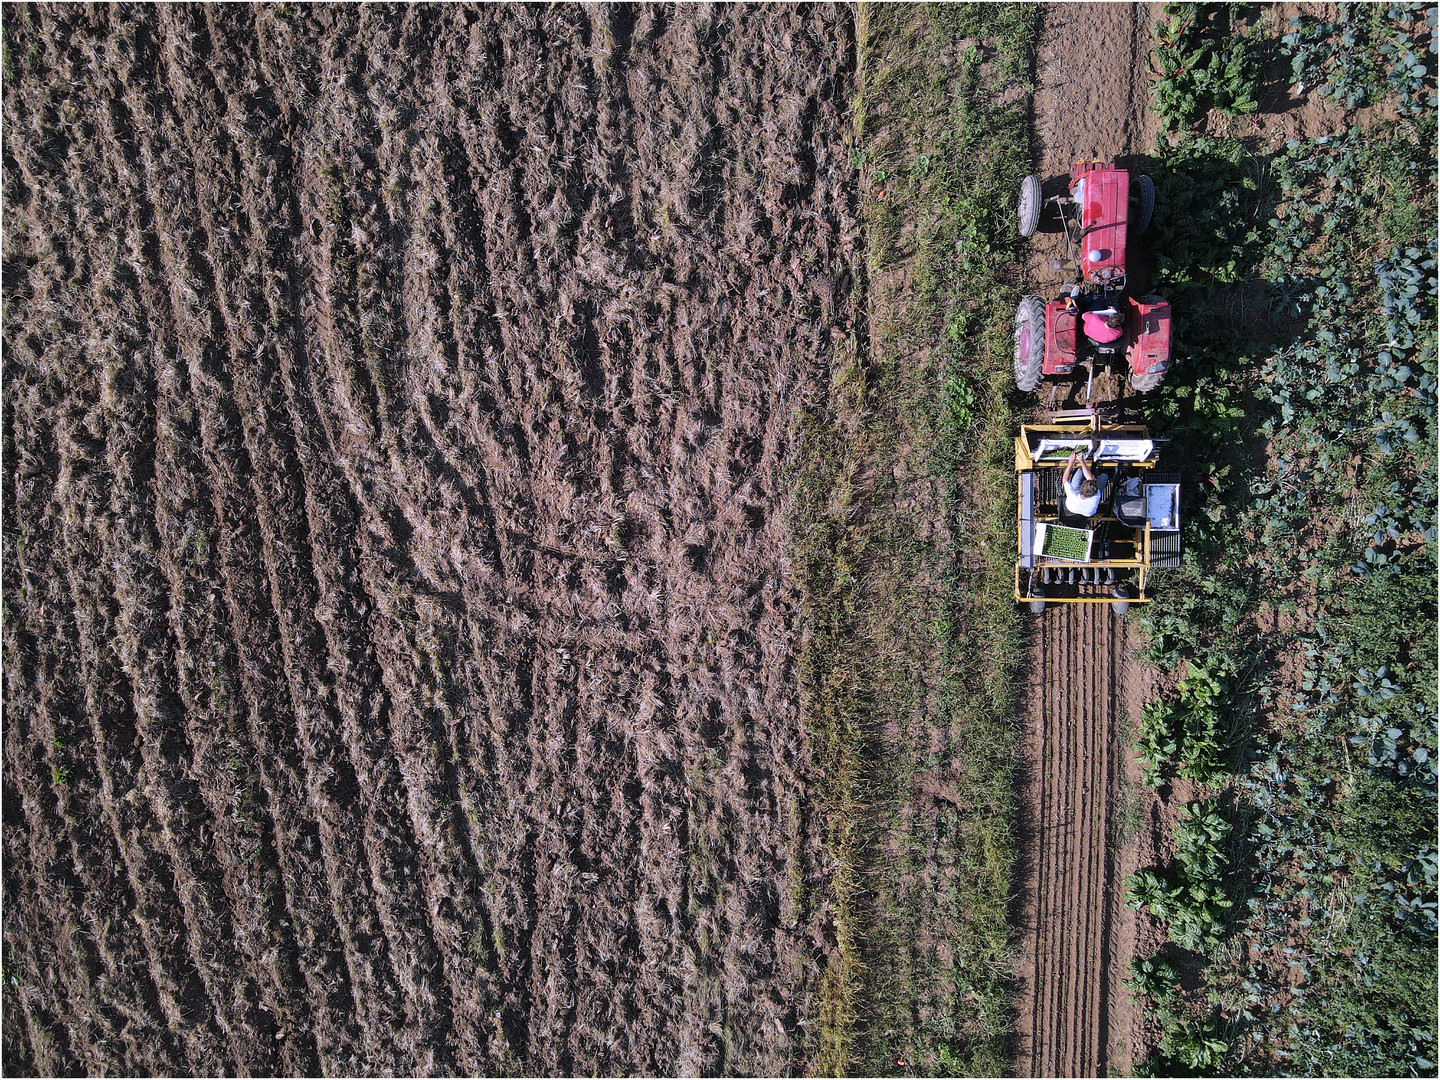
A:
1 5 862 1074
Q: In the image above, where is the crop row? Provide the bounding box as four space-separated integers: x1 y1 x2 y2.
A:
1127 4 1436 1075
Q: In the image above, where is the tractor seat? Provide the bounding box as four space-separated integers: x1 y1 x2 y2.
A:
1113 476 1147 527
1057 471 1114 528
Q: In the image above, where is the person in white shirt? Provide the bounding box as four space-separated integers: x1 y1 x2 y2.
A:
1062 448 1108 517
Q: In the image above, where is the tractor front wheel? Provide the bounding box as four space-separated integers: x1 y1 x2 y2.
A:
1018 174 1042 237
1014 296 1046 392
1131 174 1155 234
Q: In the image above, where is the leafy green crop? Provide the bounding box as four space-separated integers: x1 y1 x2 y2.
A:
1127 799 1235 953
1131 5 1437 1073
1145 136 1265 294
1136 699 1181 786
1126 953 1182 1003
1151 4 1261 129
1156 1013 1229 1073
1283 2 1436 116
1135 660 1235 786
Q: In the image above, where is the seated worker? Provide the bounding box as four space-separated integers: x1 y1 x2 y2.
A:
1081 308 1125 344
1062 448 1109 518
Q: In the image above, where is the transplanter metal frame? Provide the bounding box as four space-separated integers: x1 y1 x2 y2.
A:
1013 413 1177 610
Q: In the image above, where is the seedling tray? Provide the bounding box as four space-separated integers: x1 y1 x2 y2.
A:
1036 523 1093 562
1034 438 1092 463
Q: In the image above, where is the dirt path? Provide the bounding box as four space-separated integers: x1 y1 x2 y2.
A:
1014 5 1164 1077
1022 2 1162 289
1032 3 1159 174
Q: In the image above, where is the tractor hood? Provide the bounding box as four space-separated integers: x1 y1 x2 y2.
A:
1071 164 1129 284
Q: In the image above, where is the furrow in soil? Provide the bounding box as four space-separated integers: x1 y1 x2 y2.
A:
1024 597 1120 1078
3 5 861 1073
1064 599 1082 1072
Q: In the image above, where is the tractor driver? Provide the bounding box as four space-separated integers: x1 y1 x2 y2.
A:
1082 308 1126 344
1063 448 1108 518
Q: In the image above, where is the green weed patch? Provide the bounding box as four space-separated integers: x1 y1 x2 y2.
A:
793 4 1036 1074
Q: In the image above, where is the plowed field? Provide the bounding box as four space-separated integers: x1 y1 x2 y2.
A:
1015 601 1153 1077
2 5 862 1074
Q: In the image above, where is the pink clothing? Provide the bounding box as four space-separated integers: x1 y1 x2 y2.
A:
1082 310 1124 343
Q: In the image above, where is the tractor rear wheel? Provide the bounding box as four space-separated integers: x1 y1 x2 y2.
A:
1131 174 1155 234
1014 295 1046 392
1129 370 1166 393
1018 174 1042 237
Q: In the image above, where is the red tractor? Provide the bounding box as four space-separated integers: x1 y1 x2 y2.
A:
1013 162 1172 396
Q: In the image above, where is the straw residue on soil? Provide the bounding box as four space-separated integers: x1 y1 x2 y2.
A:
1 5 862 1074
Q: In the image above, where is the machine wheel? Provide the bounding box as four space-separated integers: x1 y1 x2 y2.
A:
1030 599 1047 614
1129 369 1166 393
1013 295 1046 392
1112 584 1132 614
1131 174 1155 234
1018 174 1042 237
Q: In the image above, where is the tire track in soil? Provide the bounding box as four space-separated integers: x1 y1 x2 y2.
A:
125 44 304 1067
123 19 364 1070
16 466 188 1072
6 25 228 1068
2 265 164 1075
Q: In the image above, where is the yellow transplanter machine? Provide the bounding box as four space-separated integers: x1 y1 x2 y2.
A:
1014 412 1181 612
